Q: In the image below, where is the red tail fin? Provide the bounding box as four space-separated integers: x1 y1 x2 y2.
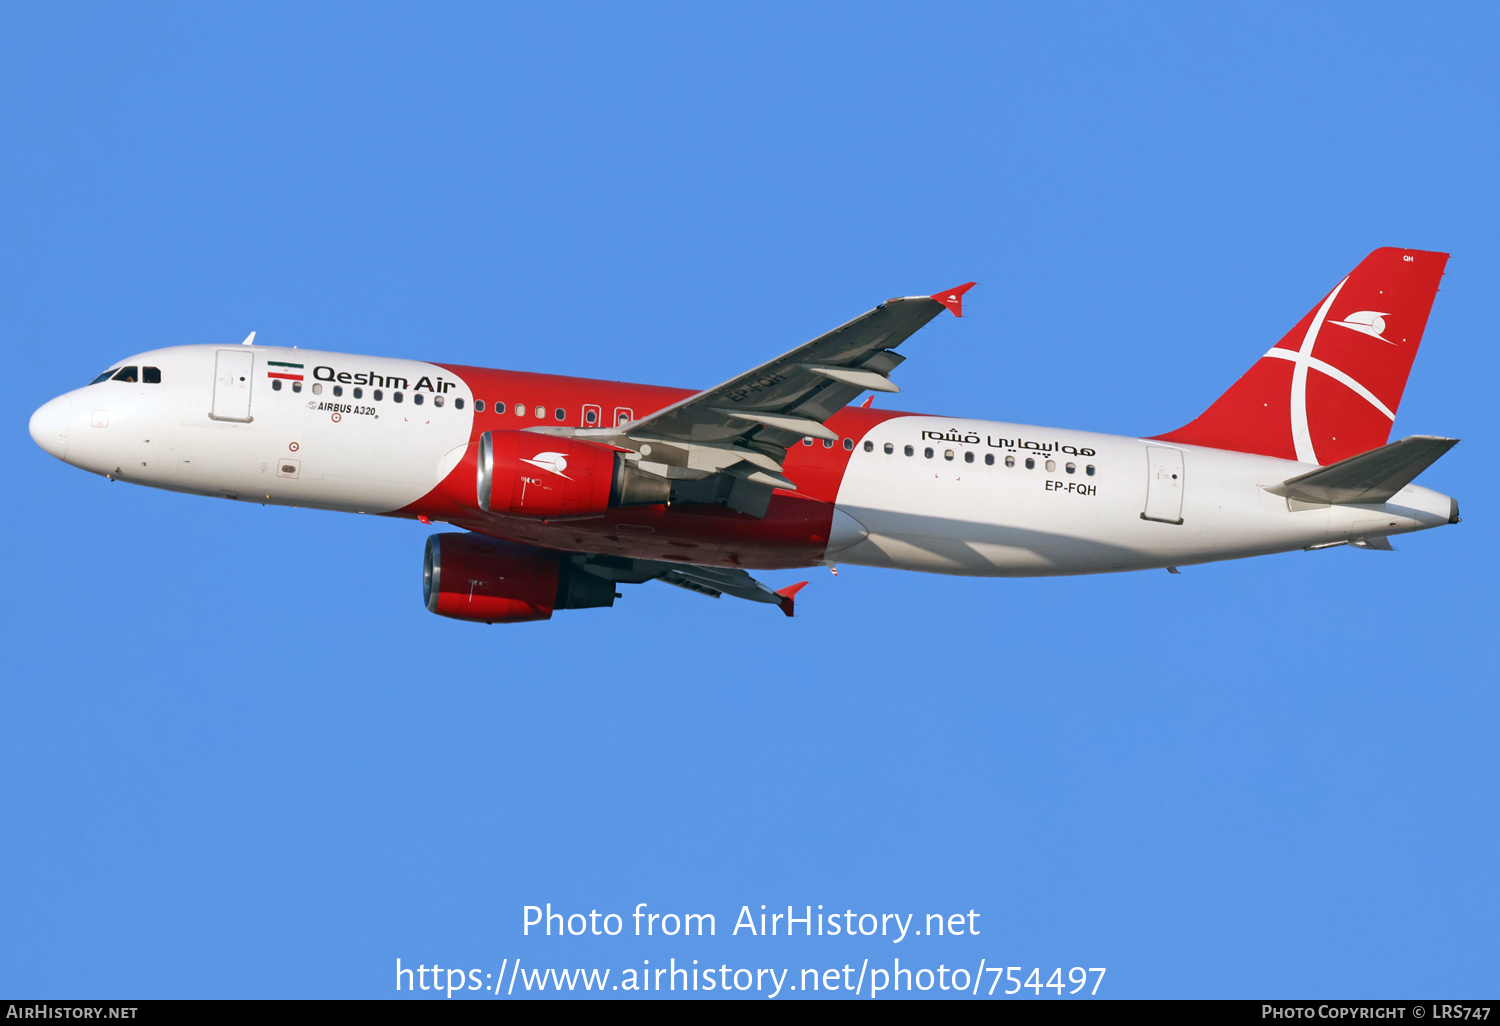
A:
1155 248 1448 465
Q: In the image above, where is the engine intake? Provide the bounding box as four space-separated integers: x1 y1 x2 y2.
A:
422 533 616 624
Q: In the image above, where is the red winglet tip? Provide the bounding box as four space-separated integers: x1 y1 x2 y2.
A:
775 581 809 617
860 395 874 408
417 514 432 524
931 281 977 317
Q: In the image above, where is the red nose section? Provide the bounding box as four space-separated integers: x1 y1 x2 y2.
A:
931 281 977 317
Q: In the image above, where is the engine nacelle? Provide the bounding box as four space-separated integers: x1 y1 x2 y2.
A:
472 430 669 518
422 533 617 624
434 431 675 519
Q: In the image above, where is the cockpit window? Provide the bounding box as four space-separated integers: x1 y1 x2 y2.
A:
89 369 118 385
112 366 139 382
143 366 161 383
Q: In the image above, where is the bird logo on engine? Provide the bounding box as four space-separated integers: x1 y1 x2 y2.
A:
519 452 571 479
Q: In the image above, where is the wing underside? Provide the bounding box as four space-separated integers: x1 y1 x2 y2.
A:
572 552 805 615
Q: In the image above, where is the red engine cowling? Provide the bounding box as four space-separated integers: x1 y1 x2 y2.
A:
481 431 619 518
433 430 671 519
422 533 616 624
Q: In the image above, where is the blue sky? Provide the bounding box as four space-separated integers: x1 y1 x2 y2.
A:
3 2 1496 999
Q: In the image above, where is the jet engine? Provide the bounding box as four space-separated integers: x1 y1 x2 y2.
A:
422 532 617 624
436 430 670 519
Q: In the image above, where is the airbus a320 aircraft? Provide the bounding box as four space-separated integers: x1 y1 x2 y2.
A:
30 248 1459 623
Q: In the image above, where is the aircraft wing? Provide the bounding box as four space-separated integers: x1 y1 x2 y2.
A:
542 282 973 515
575 553 808 616
625 283 974 449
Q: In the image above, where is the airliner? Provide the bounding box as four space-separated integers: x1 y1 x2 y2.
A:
29 247 1459 623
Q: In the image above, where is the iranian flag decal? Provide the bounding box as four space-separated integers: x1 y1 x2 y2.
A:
267 360 304 381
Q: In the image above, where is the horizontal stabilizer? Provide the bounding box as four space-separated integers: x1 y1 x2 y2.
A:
1266 435 1458 505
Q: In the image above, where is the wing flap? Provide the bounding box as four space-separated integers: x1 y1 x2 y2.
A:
803 364 901 392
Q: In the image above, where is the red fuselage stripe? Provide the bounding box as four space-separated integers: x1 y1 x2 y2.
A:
399 363 925 569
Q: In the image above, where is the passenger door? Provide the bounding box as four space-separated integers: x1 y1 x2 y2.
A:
1142 445 1184 524
210 349 255 423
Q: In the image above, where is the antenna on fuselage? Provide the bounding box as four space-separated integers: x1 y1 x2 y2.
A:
241 331 256 345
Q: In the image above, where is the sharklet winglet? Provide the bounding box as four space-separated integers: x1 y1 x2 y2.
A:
775 581 809 617
931 282 977 317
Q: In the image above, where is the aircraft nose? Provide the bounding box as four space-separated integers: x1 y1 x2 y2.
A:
30 394 71 461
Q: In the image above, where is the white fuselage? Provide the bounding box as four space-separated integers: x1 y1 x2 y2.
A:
31 344 1457 577
828 416 1453 574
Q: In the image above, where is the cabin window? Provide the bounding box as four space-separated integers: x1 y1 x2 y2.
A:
803 437 813 446
943 449 954 461
272 379 282 391
584 408 597 424
89 369 118 385
554 408 565 421
292 381 302 393
413 393 424 405
394 392 404 403
453 397 464 410
924 447 934 459
474 399 483 412
534 405 545 418
495 401 506 414
332 385 342 397
1065 462 1075 474
1086 464 1095 476
112 367 138 382
822 438 833 449
434 394 445 407
1025 457 1035 469
1005 455 1015 467
143 367 161 383
515 403 526 416
863 440 874 452
372 389 382 401
843 438 854 451
353 387 364 399
984 453 994 465
1044 459 1055 472
964 451 974 463
311 383 322 395
884 442 894 454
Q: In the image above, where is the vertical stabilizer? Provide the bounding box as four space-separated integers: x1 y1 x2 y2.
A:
1155 248 1448 465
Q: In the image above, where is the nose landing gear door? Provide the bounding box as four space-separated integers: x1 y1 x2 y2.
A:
1142 445 1184 524
210 349 255 423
